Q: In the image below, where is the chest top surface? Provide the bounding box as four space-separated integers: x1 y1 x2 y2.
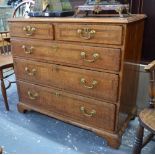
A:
8 14 146 24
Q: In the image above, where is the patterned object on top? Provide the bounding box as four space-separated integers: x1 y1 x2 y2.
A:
33 0 72 12
86 0 120 5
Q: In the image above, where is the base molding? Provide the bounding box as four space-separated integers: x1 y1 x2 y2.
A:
17 102 122 148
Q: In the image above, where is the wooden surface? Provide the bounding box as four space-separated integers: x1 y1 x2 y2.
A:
18 81 116 131
11 38 121 72
0 55 13 68
9 15 145 148
14 58 119 102
10 23 53 39
8 14 146 23
55 24 123 45
119 19 145 115
0 31 13 111
139 109 155 132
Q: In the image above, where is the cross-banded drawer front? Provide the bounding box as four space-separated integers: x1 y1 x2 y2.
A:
14 59 119 102
9 22 53 40
55 23 123 45
12 38 121 72
18 81 116 131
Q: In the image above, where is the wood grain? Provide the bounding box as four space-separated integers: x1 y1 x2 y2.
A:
9 22 53 40
55 23 123 45
11 38 121 72
14 58 119 102
9 15 145 148
18 80 116 131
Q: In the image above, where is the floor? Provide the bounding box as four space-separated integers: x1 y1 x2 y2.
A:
0 75 155 154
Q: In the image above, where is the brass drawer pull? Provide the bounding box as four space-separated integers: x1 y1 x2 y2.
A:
80 106 96 117
77 28 96 40
22 45 34 54
80 78 98 89
28 91 38 100
25 67 36 76
55 92 60 97
23 25 36 36
81 52 99 63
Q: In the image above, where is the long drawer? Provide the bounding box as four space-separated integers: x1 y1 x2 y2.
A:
55 23 123 45
9 22 53 40
12 38 121 72
18 81 116 131
14 59 119 102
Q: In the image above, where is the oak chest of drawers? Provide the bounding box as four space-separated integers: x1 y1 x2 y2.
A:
8 15 146 148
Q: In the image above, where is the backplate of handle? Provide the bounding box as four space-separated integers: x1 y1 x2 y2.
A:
25 67 36 76
23 25 36 36
27 91 38 100
22 45 34 54
80 106 96 117
77 28 96 40
81 51 99 63
80 78 98 89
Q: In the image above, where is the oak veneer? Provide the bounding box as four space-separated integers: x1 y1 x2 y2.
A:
11 38 121 72
55 24 123 45
8 15 146 148
10 22 53 40
18 81 116 131
14 58 119 102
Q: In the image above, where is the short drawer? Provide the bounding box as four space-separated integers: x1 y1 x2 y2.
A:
18 81 116 131
55 23 123 45
12 38 121 72
14 59 119 102
9 22 53 39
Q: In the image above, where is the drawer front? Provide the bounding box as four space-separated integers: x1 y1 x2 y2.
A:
12 38 121 72
55 23 123 45
14 59 119 102
18 81 116 131
9 22 53 39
